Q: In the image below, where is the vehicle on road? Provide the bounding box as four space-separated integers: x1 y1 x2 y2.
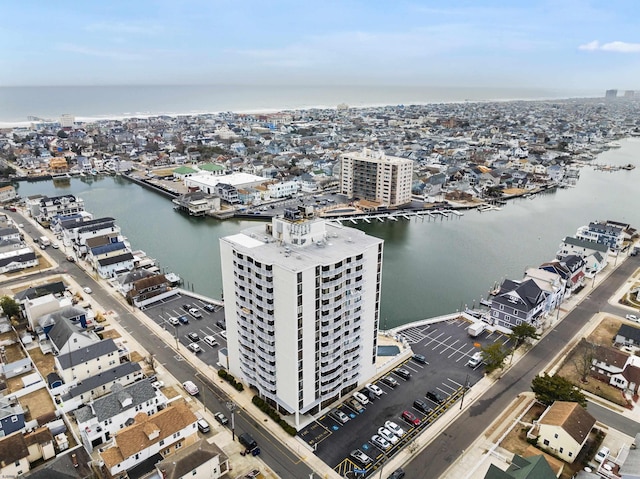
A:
82 287 92 294
595 446 610 463
168 317 180 326
387 468 405 479
426 390 445 404
385 420 406 437
371 434 391 450
203 335 218 347
188 308 202 319
51 242 59 249
239 432 258 451
329 409 350 424
182 380 199 395
188 342 202 353
378 427 399 444
412 353 427 364
365 383 383 397
178 315 189 324
381 376 398 388
395 368 411 380
214 412 228 425
353 391 370 405
187 332 200 342
413 399 432 414
401 410 421 426
66 255 75 262
626 314 639 322
350 449 372 466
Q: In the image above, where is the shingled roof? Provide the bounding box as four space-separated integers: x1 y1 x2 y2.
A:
539 401 595 445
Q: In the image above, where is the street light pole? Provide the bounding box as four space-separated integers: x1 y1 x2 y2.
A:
226 401 236 441
459 374 470 410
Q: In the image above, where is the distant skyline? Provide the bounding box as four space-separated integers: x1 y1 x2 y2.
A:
2 0 639 91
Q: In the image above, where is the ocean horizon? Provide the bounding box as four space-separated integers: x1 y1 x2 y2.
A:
0 84 601 127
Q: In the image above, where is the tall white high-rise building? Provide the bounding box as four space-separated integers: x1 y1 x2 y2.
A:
340 148 414 207
219 208 384 426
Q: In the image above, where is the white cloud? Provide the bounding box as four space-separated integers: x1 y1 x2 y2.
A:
579 40 640 52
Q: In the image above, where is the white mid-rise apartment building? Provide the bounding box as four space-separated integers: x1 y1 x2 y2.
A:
220 208 384 426
340 148 414 207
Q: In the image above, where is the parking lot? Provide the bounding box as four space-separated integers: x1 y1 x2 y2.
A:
299 316 512 477
143 294 227 365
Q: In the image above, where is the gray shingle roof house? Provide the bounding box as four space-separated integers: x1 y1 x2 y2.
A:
615 324 640 347
66 362 143 402
45 316 99 355
491 278 547 329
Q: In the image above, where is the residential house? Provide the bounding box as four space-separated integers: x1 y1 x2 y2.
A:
576 221 624 252
154 439 230 479
484 454 557 479
100 400 198 477
0 432 30 477
22 446 93 479
116 268 156 296
172 191 221 216
0 249 38 275
24 426 56 463
609 362 640 395
65 362 143 404
0 226 21 242
0 185 18 203
490 279 548 329
539 255 585 296
75 381 168 451
531 401 596 463
557 237 609 267
43 315 99 355
523 268 565 314
61 217 117 253
125 274 172 306
54 338 122 383
618 432 640 479
615 324 640 348
0 396 26 437
26 195 85 226
96 251 135 278
590 344 630 382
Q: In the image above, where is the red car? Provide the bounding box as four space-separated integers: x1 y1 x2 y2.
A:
402 410 421 426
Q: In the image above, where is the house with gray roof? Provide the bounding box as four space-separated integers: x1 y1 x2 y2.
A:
22 446 93 479
154 439 229 479
615 324 640 348
42 316 98 355
54 338 121 384
75 381 167 451
490 278 547 329
557 236 609 264
96 251 135 278
65 361 143 404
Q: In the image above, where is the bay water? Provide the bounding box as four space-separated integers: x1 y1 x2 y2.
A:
14 139 640 328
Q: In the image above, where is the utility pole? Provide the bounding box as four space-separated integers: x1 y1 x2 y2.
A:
226 401 236 441
459 374 470 410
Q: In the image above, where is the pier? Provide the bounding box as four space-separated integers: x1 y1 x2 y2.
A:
321 209 464 224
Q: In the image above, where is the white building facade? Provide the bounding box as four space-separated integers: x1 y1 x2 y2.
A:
220 209 384 426
340 148 414 207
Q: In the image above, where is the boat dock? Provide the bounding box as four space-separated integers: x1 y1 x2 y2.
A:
323 209 464 224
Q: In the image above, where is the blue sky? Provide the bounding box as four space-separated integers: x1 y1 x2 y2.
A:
2 0 639 90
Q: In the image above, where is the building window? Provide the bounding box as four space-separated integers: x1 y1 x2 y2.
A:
554 433 558 439
543 439 549 446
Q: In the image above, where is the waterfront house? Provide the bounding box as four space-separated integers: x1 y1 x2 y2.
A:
172 191 220 216
576 221 624 252
96 251 135 278
556 236 609 265
26 194 85 226
61 217 117 251
615 324 640 348
0 185 18 203
75 381 168 451
530 401 595 463
523 268 565 314
154 439 230 479
490 278 547 329
539 255 586 296
126 274 174 307
99 400 198 477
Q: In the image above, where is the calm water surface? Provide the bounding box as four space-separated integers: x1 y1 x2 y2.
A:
15 139 640 328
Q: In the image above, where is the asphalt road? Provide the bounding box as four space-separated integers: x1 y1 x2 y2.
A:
403 253 640 478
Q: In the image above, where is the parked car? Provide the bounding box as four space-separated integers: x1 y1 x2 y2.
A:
203 303 216 312
395 368 411 380
413 353 427 364
214 412 229 425
385 420 406 437
595 446 610 463
187 332 200 342
82 287 92 294
188 308 202 319
66 255 75 262
466 351 483 368
378 427 399 444
365 383 383 397
51 242 59 249
221 331 227 340
387 468 405 479
381 376 398 388
353 391 370 405
178 315 189 324
216 319 226 329
371 434 392 450
347 398 365 413
401 410 421 426
168 317 180 326
204 335 219 347
197 419 210 433
426 390 445 404
188 342 202 353
350 449 372 466
151 380 164 389
413 399 432 414
182 304 192 311
182 380 199 395
329 409 350 424
626 314 639 322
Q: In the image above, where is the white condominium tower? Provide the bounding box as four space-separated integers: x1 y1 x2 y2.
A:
219 208 384 426
340 148 414 207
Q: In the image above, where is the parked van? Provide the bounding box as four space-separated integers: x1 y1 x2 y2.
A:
467 351 483 368
239 432 258 451
197 419 210 433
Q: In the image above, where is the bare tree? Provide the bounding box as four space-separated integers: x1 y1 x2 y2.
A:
573 339 597 383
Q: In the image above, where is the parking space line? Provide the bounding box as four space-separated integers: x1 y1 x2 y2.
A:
446 378 463 388
448 343 469 360
429 332 446 350
432 335 453 352
446 339 460 358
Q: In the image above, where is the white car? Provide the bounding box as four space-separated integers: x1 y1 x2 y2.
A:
595 446 610 463
203 335 219 347
385 420 406 438
151 380 165 389
365 382 383 397
182 380 199 395
625 314 639 322
378 426 399 444
83 287 92 294
168 317 180 326
371 434 391 451
188 342 202 353
221 331 227 340
353 391 370 405
51 242 59 249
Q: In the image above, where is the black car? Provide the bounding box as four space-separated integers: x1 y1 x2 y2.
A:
216 319 226 330
426 390 445 404
178 315 189 324
387 469 405 479
381 376 398 388
395 368 411 380
214 412 228 425
187 332 200 342
182 304 192 311
413 353 427 364
413 399 432 414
